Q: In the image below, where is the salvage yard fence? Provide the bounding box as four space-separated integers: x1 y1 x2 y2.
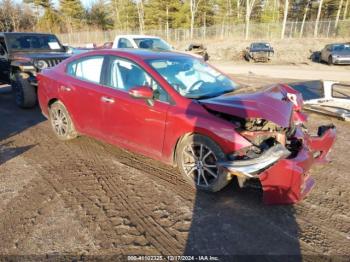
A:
57 20 350 46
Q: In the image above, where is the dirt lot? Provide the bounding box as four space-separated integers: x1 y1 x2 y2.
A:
0 73 349 261
199 38 350 64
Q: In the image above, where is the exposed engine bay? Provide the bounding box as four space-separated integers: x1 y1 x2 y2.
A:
207 110 301 162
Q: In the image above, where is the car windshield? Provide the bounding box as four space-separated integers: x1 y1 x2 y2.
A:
251 43 270 49
6 34 64 52
332 44 350 52
134 38 172 51
147 57 238 99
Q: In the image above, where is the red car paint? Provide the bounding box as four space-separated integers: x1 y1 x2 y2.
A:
259 126 336 205
199 86 294 128
37 49 336 205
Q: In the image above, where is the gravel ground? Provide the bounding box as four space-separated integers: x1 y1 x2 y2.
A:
0 74 349 261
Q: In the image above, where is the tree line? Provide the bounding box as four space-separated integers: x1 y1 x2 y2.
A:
0 0 349 38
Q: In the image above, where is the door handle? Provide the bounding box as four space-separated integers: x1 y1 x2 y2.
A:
61 85 72 92
101 96 115 103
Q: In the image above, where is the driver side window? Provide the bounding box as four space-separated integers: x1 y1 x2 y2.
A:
106 57 169 103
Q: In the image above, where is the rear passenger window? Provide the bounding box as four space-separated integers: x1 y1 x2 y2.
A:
67 56 104 84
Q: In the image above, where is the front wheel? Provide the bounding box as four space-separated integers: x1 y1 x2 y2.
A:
176 134 229 192
49 101 77 141
328 55 333 65
12 72 37 108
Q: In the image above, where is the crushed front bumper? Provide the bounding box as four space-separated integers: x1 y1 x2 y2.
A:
218 125 336 205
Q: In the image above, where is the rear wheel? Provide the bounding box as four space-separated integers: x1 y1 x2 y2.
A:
49 101 77 141
12 72 37 108
176 134 229 192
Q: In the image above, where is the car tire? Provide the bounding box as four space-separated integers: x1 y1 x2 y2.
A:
12 73 37 108
176 134 229 192
49 101 77 141
328 55 333 65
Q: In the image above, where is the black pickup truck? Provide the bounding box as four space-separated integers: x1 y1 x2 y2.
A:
0 32 70 108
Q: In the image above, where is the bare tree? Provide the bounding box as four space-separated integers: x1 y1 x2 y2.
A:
245 0 256 40
335 0 344 30
300 1 310 38
166 5 169 40
343 0 349 19
314 0 324 37
136 0 144 34
190 0 201 39
281 0 289 39
0 0 22 31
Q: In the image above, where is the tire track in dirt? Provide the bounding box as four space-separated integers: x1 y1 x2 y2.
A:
0 176 57 252
80 137 196 198
19 122 190 255
68 138 188 255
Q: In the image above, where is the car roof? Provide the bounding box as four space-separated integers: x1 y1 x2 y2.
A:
117 35 161 39
251 42 270 45
75 48 192 61
1 32 56 36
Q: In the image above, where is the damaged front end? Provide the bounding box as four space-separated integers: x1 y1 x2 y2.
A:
218 122 335 205
201 85 336 205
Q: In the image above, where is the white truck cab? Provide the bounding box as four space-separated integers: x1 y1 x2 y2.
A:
112 35 205 60
112 35 173 50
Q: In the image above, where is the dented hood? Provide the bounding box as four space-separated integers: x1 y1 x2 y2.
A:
200 85 294 128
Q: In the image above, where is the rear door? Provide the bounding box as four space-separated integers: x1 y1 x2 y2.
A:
100 56 170 158
62 55 107 138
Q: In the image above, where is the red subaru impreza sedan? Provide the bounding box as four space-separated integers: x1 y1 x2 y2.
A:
37 49 336 205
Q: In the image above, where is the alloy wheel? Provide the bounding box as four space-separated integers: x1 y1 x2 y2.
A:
181 143 218 187
51 107 68 137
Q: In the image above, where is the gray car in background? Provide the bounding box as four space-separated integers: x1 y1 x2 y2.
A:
320 43 350 65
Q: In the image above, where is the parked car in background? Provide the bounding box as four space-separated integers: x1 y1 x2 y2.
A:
0 32 70 108
244 42 274 62
98 41 113 49
112 35 208 60
290 80 350 121
320 43 350 65
38 49 336 205
185 43 209 61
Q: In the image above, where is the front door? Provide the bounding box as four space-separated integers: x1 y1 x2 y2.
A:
101 56 170 158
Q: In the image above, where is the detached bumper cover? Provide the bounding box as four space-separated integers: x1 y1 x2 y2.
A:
219 125 336 205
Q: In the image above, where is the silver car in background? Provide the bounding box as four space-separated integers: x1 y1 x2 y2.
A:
320 43 350 65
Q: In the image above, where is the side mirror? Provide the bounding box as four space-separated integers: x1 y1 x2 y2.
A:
129 86 153 100
0 47 5 56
